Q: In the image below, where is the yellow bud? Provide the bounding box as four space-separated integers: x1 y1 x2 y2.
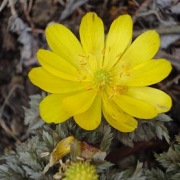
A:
50 136 75 167
63 161 98 180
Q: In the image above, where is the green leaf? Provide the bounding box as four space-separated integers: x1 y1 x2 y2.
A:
155 144 180 173
100 125 114 152
153 114 172 122
23 93 45 131
96 161 114 173
145 168 166 180
116 114 171 147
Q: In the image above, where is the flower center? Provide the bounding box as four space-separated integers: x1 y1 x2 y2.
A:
93 69 111 90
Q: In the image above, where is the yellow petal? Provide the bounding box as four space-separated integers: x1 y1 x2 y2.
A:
28 67 88 93
63 90 97 116
113 93 158 119
45 24 84 67
102 94 137 132
37 49 87 81
80 12 104 68
103 14 133 69
125 87 172 113
74 95 101 130
50 136 75 167
117 30 160 68
40 94 72 123
117 59 172 86
103 110 137 132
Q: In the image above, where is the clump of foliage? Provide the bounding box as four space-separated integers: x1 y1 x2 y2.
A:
0 94 178 180
145 135 180 180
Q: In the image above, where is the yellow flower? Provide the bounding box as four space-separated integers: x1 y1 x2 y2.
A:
28 12 172 132
63 161 98 180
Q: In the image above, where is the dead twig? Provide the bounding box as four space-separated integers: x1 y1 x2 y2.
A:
0 84 24 142
106 139 168 163
8 0 17 16
134 25 180 37
27 0 33 14
165 74 180 88
134 9 176 26
20 0 35 29
158 82 180 105
155 50 180 70
133 0 152 23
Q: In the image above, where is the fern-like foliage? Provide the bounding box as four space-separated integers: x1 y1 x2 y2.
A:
0 136 53 180
100 161 146 180
144 135 180 180
23 93 45 132
116 114 171 147
0 93 115 179
0 94 175 180
0 121 115 180
60 119 114 152
145 168 167 180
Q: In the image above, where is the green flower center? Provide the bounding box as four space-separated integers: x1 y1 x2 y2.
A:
93 69 111 89
64 161 98 180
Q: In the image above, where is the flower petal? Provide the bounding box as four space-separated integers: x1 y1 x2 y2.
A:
117 59 172 86
125 87 172 113
102 94 137 132
37 49 88 81
103 14 133 69
28 67 89 93
74 95 101 130
80 12 104 67
117 30 160 68
113 93 158 119
103 111 137 132
63 90 97 116
45 24 84 67
40 94 71 123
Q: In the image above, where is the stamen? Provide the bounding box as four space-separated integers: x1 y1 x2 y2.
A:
109 85 129 99
78 55 93 76
101 48 105 55
80 60 87 66
116 52 122 58
79 54 87 58
119 65 130 77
